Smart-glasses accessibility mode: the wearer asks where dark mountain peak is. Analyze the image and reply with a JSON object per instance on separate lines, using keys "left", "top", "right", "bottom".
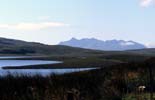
{"left": 70, "top": 37, "right": 78, "bottom": 41}
{"left": 59, "top": 38, "right": 146, "bottom": 51}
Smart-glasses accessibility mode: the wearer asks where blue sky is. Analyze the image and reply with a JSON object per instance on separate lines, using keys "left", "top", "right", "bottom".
{"left": 0, "top": 0, "right": 155, "bottom": 47}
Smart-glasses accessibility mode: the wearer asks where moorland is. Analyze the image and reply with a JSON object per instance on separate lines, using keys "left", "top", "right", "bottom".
{"left": 1, "top": 37, "right": 155, "bottom": 100}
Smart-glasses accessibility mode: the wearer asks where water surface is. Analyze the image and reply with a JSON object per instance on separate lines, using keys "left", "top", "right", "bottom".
{"left": 0, "top": 56, "right": 95, "bottom": 76}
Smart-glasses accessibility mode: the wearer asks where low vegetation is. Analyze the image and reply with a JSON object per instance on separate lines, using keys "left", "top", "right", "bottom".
{"left": 1, "top": 58, "right": 155, "bottom": 100}
{"left": 0, "top": 69, "right": 105, "bottom": 100}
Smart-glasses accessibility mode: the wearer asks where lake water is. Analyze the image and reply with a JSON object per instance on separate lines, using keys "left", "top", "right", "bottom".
{"left": 0, "top": 60, "right": 61, "bottom": 68}
{"left": 0, "top": 56, "right": 95, "bottom": 76}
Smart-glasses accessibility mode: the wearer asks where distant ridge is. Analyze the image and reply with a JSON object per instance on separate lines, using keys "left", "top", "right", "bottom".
{"left": 59, "top": 38, "right": 146, "bottom": 51}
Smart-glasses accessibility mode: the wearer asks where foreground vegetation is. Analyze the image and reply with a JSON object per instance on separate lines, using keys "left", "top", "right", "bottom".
{"left": 0, "top": 69, "right": 105, "bottom": 100}
{"left": 123, "top": 93, "right": 155, "bottom": 100}
{"left": 1, "top": 57, "right": 155, "bottom": 100}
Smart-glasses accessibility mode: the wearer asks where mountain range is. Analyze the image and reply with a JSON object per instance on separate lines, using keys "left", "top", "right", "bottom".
{"left": 59, "top": 38, "right": 146, "bottom": 51}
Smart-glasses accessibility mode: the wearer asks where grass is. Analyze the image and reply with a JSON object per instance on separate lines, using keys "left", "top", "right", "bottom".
{"left": 0, "top": 69, "right": 105, "bottom": 100}
{"left": 123, "top": 93, "right": 155, "bottom": 100}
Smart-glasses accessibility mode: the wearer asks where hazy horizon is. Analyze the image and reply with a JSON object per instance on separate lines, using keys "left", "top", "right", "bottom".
{"left": 0, "top": 0, "right": 155, "bottom": 47}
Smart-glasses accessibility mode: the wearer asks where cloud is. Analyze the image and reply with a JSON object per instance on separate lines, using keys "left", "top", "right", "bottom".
{"left": 0, "top": 22, "right": 69, "bottom": 31}
{"left": 140, "top": 0, "right": 153, "bottom": 7}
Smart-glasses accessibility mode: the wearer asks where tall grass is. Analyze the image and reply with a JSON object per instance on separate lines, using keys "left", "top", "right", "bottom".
{"left": 0, "top": 69, "right": 105, "bottom": 100}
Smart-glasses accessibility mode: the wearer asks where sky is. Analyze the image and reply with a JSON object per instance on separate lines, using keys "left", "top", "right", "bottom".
{"left": 0, "top": 0, "right": 155, "bottom": 47}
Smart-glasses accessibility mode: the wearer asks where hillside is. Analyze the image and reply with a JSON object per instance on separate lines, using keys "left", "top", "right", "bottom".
{"left": 126, "top": 48, "right": 155, "bottom": 56}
